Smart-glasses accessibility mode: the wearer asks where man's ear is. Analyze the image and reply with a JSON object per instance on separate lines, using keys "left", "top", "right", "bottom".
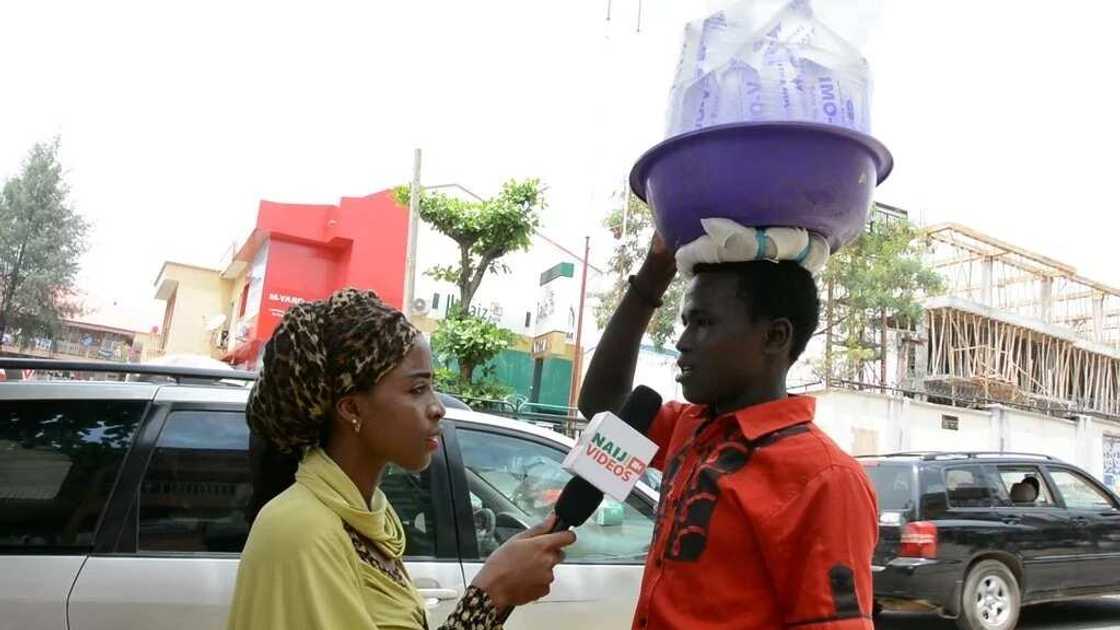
{"left": 764, "top": 318, "right": 794, "bottom": 358}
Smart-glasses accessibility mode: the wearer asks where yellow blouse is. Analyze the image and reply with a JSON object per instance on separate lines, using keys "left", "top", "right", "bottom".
{"left": 226, "top": 448, "right": 427, "bottom": 630}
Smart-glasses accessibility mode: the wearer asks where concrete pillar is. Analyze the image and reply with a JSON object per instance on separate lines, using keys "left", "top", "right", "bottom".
{"left": 1040, "top": 277, "right": 1053, "bottom": 323}
{"left": 988, "top": 405, "right": 1009, "bottom": 452}
{"left": 914, "top": 317, "right": 929, "bottom": 401}
{"left": 1093, "top": 293, "right": 1106, "bottom": 342}
{"left": 1074, "top": 414, "right": 1094, "bottom": 471}
{"left": 981, "top": 257, "right": 994, "bottom": 306}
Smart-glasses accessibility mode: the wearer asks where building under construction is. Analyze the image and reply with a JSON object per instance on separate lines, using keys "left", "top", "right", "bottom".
{"left": 915, "top": 224, "right": 1120, "bottom": 419}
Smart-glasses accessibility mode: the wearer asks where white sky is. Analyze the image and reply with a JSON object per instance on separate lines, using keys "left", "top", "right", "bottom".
{"left": 2, "top": 0, "right": 1119, "bottom": 332}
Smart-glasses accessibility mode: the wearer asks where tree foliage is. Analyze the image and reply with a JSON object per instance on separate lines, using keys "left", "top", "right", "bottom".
{"left": 433, "top": 366, "right": 513, "bottom": 401}
{"left": 430, "top": 309, "right": 515, "bottom": 385}
{"left": 594, "top": 193, "right": 686, "bottom": 349}
{"left": 394, "top": 179, "right": 543, "bottom": 315}
{"left": 0, "top": 139, "right": 89, "bottom": 345}
{"left": 818, "top": 213, "right": 944, "bottom": 383}
{"left": 394, "top": 179, "right": 544, "bottom": 394}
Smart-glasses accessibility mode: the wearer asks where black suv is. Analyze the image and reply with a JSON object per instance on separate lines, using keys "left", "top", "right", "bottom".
{"left": 859, "top": 451, "right": 1120, "bottom": 630}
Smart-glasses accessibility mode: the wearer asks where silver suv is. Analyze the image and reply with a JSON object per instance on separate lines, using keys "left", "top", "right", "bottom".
{"left": 0, "top": 361, "right": 658, "bottom": 630}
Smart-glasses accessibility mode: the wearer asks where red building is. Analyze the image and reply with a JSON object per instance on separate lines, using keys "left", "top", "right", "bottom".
{"left": 151, "top": 190, "right": 409, "bottom": 369}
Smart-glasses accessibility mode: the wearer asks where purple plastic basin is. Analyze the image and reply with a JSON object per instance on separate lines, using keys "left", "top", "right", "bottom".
{"left": 629, "top": 122, "right": 894, "bottom": 253}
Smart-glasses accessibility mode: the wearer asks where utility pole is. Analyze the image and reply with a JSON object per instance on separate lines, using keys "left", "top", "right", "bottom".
{"left": 825, "top": 278, "right": 834, "bottom": 388}
{"left": 880, "top": 308, "right": 888, "bottom": 393}
{"left": 403, "top": 148, "right": 422, "bottom": 316}
{"left": 620, "top": 186, "right": 631, "bottom": 243}
{"left": 568, "top": 236, "right": 591, "bottom": 410}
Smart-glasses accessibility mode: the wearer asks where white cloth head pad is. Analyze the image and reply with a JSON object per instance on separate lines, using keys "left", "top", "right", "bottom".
{"left": 675, "top": 218, "right": 831, "bottom": 277}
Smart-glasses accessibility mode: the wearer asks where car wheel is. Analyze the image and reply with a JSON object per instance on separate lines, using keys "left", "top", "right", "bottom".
{"left": 955, "top": 560, "right": 1020, "bottom": 630}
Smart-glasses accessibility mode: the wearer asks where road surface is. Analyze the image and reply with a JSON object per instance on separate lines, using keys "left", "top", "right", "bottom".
{"left": 878, "top": 598, "right": 1120, "bottom": 629}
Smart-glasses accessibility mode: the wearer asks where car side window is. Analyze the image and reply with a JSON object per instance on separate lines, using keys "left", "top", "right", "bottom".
{"left": 996, "top": 466, "right": 1055, "bottom": 507}
{"left": 138, "top": 410, "right": 439, "bottom": 557}
{"left": 917, "top": 465, "right": 949, "bottom": 518}
{"left": 944, "top": 465, "right": 1005, "bottom": 508}
{"left": 1048, "top": 469, "right": 1116, "bottom": 511}
{"left": 139, "top": 410, "right": 252, "bottom": 552}
{"left": 0, "top": 399, "right": 146, "bottom": 552}
{"left": 380, "top": 466, "right": 438, "bottom": 558}
{"left": 457, "top": 428, "right": 655, "bottom": 564}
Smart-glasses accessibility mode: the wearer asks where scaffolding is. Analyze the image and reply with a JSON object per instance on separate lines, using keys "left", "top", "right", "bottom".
{"left": 921, "top": 224, "right": 1120, "bottom": 418}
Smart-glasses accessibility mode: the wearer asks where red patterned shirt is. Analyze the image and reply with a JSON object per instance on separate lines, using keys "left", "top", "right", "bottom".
{"left": 633, "top": 396, "right": 879, "bottom": 630}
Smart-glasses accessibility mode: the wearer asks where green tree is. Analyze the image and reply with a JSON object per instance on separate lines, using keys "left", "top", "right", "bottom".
{"left": 394, "top": 180, "right": 544, "bottom": 391}
{"left": 818, "top": 211, "right": 944, "bottom": 385}
{"left": 0, "top": 139, "right": 89, "bottom": 345}
{"left": 395, "top": 179, "right": 542, "bottom": 317}
{"left": 594, "top": 193, "right": 686, "bottom": 349}
{"left": 430, "top": 313, "right": 516, "bottom": 400}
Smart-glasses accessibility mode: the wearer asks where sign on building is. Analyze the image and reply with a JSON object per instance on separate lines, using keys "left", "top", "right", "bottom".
{"left": 534, "top": 261, "right": 578, "bottom": 337}
{"left": 532, "top": 334, "right": 552, "bottom": 358}
{"left": 1103, "top": 434, "right": 1120, "bottom": 493}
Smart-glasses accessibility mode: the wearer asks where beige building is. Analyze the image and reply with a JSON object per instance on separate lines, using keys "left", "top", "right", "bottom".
{"left": 153, "top": 262, "right": 235, "bottom": 360}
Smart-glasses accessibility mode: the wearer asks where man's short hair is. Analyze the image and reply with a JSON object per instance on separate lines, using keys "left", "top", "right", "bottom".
{"left": 692, "top": 260, "right": 821, "bottom": 362}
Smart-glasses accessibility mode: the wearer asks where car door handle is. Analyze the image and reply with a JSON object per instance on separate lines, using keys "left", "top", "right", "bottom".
{"left": 417, "top": 588, "right": 460, "bottom": 609}
{"left": 1071, "top": 516, "right": 1090, "bottom": 527}
{"left": 1000, "top": 516, "right": 1021, "bottom": 525}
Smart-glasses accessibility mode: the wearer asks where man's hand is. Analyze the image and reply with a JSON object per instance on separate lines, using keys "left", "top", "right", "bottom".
{"left": 578, "top": 231, "right": 677, "bottom": 420}
{"left": 636, "top": 232, "right": 677, "bottom": 299}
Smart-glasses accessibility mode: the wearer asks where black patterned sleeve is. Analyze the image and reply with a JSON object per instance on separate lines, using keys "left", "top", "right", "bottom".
{"left": 436, "top": 586, "right": 503, "bottom": 630}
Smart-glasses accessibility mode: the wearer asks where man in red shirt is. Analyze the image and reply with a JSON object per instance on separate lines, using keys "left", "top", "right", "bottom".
{"left": 579, "top": 236, "right": 878, "bottom": 629}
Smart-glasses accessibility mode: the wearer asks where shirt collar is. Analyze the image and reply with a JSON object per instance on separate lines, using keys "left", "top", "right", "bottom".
{"left": 714, "top": 395, "right": 816, "bottom": 442}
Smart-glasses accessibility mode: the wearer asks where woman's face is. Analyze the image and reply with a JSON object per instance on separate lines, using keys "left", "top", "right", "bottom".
{"left": 345, "top": 338, "right": 445, "bottom": 472}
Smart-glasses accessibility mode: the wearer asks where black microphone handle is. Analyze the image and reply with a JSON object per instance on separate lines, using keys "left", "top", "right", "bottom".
{"left": 495, "top": 385, "right": 661, "bottom": 624}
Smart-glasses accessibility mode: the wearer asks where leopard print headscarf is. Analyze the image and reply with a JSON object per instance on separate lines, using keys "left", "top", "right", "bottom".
{"left": 247, "top": 288, "right": 419, "bottom": 453}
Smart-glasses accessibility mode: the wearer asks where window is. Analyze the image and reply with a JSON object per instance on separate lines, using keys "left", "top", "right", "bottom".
{"left": 380, "top": 466, "right": 438, "bottom": 558}
{"left": 139, "top": 411, "right": 253, "bottom": 552}
{"left": 995, "top": 466, "right": 1055, "bottom": 507}
{"left": 432, "top": 293, "right": 441, "bottom": 311}
{"left": 862, "top": 464, "right": 913, "bottom": 511}
{"left": 138, "top": 411, "right": 438, "bottom": 556}
{"left": 457, "top": 428, "right": 655, "bottom": 564}
{"left": 944, "top": 465, "right": 1004, "bottom": 508}
{"left": 0, "top": 399, "right": 146, "bottom": 552}
{"left": 1048, "top": 469, "right": 1116, "bottom": 511}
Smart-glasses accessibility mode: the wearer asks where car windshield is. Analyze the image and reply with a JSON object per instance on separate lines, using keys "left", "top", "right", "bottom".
{"left": 861, "top": 463, "right": 913, "bottom": 512}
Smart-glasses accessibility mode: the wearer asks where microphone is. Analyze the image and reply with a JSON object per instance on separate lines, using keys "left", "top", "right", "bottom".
{"left": 550, "top": 385, "right": 662, "bottom": 532}
{"left": 496, "top": 385, "right": 662, "bottom": 623}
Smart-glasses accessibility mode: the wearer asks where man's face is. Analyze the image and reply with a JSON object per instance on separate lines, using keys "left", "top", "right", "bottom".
{"left": 675, "top": 272, "right": 773, "bottom": 407}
